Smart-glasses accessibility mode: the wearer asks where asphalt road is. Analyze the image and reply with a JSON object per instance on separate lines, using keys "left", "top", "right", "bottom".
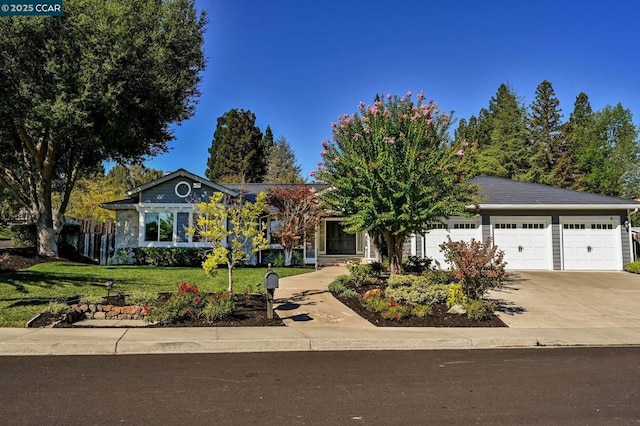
{"left": 0, "top": 348, "right": 638, "bottom": 425}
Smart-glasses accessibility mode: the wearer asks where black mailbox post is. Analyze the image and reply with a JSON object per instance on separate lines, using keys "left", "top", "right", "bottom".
{"left": 264, "top": 267, "right": 279, "bottom": 319}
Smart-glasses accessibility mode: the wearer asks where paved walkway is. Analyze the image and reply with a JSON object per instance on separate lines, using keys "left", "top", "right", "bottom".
{"left": 1, "top": 267, "right": 639, "bottom": 356}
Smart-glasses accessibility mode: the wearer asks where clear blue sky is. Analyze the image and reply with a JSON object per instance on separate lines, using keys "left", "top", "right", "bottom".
{"left": 143, "top": 0, "right": 640, "bottom": 180}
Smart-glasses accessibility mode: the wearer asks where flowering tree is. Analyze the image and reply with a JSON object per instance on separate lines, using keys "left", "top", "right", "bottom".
{"left": 267, "top": 185, "right": 324, "bottom": 266}
{"left": 317, "top": 92, "right": 476, "bottom": 275}
{"left": 190, "top": 191, "right": 269, "bottom": 293}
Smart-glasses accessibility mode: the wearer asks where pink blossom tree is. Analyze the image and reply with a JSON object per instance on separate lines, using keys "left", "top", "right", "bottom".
{"left": 318, "top": 92, "right": 476, "bottom": 275}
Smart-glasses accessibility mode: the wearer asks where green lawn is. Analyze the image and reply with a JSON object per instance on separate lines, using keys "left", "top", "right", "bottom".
{"left": 0, "top": 262, "right": 312, "bottom": 327}
{"left": 0, "top": 227, "right": 11, "bottom": 240}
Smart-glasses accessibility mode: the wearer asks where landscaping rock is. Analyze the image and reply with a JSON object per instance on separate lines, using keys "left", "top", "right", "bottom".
{"left": 447, "top": 304, "right": 467, "bottom": 315}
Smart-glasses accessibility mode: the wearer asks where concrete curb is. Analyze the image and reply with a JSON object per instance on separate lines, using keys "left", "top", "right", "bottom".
{"left": 1, "top": 326, "right": 639, "bottom": 356}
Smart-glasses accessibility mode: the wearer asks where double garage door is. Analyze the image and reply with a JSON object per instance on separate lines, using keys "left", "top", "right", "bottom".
{"left": 423, "top": 216, "right": 622, "bottom": 270}
{"left": 491, "top": 216, "right": 621, "bottom": 270}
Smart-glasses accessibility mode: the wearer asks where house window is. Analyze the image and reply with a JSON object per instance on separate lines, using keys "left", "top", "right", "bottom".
{"left": 453, "top": 223, "right": 476, "bottom": 229}
{"left": 176, "top": 212, "right": 190, "bottom": 242}
{"left": 563, "top": 223, "right": 586, "bottom": 230}
{"left": 269, "top": 219, "right": 283, "bottom": 244}
{"left": 495, "top": 223, "right": 516, "bottom": 229}
{"left": 523, "top": 223, "right": 545, "bottom": 229}
{"left": 144, "top": 212, "right": 174, "bottom": 242}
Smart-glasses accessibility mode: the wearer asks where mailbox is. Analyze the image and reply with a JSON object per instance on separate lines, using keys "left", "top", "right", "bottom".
{"left": 265, "top": 271, "right": 279, "bottom": 290}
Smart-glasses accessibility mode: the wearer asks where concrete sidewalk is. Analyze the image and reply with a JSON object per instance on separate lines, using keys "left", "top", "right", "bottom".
{"left": 1, "top": 267, "right": 639, "bottom": 356}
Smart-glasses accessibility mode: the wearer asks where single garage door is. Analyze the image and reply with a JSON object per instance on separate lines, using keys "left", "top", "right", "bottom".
{"left": 492, "top": 217, "right": 552, "bottom": 270}
{"left": 562, "top": 218, "right": 620, "bottom": 270}
{"left": 424, "top": 218, "right": 481, "bottom": 269}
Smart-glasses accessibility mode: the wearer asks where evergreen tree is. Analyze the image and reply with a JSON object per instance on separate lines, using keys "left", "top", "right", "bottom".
{"left": 525, "top": 80, "right": 564, "bottom": 184}
{"left": 206, "top": 109, "right": 265, "bottom": 183}
{"left": 476, "top": 84, "right": 529, "bottom": 179}
{"left": 555, "top": 92, "right": 594, "bottom": 190}
{"left": 258, "top": 125, "right": 275, "bottom": 179}
{"left": 580, "top": 104, "right": 640, "bottom": 197}
{"left": 264, "top": 136, "right": 304, "bottom": 183}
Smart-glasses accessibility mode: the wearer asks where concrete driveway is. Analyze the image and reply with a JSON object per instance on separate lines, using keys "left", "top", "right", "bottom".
{"left": 489, "top": 271, "right": 640, "bottom": 328}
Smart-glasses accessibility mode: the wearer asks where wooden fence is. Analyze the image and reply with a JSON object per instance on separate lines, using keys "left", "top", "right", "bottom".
{"left": 71, "top": 219, "right": 116, "bottom": 265}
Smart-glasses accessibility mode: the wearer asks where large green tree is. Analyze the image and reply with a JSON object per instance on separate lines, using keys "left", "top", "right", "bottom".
{"left": 318, "top": 92, "right": 476, "bottom": 275}
{"left": 0, "top": 0, "right": 206, "bottom": 256}
{"left": 579, "top": 104, "right": 640, "bottom": 198}
{"left": 206, "top": 109, "right": 266, "bottom": 183}
{"left": 475, "top": 84, "right": 529, "bottom": 179}
{"left": 264, "top": 136, "right": 304, "bottom": 183}
{"left": 525, "top": 80, "right": 564, "bottom": 184}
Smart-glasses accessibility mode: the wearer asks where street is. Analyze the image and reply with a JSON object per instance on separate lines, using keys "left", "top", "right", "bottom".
{"left": 0, "top": 348, "right": 638, "bottom": 424}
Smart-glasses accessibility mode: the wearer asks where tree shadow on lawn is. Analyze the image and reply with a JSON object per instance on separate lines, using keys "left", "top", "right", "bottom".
{"left": 0, "top": 270, "right": 128, "bottom": 294}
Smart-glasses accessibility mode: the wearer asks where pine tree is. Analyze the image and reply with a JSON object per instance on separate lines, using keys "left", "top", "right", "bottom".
{"left": 206, "top": 109, "right": 265, "bottom": 183}
{"left": 264, "top": 136, "right": 304, "bottom": 183}
{"left": 525, "top": 80, "right": 564, "bottom": 184}
{"left": 258, "top": 125, "right": 275, "bottom": 179}
{"left": 476, "top": 84, "right": 529, "bottom": 179}
{"left": 555, "top": 92, "right": 594, "bottom": 190}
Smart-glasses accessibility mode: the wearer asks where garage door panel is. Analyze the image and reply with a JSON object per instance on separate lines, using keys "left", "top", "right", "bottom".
{"left": 492, "top": 219, "right": 551, "bottom": 270}
{"left": 562, "top": 220, "right": 619, "bottom": 270}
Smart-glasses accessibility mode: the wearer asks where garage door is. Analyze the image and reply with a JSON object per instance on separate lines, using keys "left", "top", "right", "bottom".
{"left": 492, "top": 218, "right": 551, "bottom": 270}
{"left": 424, "top": 219, "right": 481, "bottom": 269}
{"left": 562, "top": 218, "right": 619, "bottom": 270}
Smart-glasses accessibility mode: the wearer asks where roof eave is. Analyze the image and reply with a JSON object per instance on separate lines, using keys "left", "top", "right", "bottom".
{"left": 475, "top": 203, "right": 640, "bottom": 210}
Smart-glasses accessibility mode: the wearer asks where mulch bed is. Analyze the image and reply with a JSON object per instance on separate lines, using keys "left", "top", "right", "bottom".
{"left": 331, "top": 280, "right": 508, "bottom": 328}
{"left": 0, "top": 247, "right": 64, "bottom": 273}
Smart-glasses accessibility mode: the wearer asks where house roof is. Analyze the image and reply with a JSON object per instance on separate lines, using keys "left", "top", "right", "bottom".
{"left": 224, "top": 183, "right": 329, "bottom": 202}
{"left": 470, "top": 175, "right": 640, "bottom": 210}
{"left": 125, "top": 168, "right": 238, "bottom": 197}
{"left": 99, "top": 196, "right": 139, "bottom": 210}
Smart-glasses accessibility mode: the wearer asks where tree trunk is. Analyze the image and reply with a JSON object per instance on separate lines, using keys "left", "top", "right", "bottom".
{"left": 283, "top": 248, "right": 293, "bottom": 266}
{"left": 227, "top": 261, "right": 234, "bottom": 293}
{"left": 36, "top": 211, "right": 58, "bottom": 257}
{"left": 383, "top": 231, "right": 405, "bottom": 275}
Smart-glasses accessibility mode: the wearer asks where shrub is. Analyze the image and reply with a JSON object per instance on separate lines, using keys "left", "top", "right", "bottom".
{"left": 339, "top": 289, "right": 359, "bottom": 299}
{"left": 369, "top": 261, "right": 386, "bottom": 277}
{"left": 440, "top": 237, "right": 506, "bottom": 300}
{"left": 465, "top": 300, "right": 494, "bottom": 321}
{"left": 147, "top": 283, "right": 205, "bottom": 325}
{"left": 386, "top": 273, "right": 450, "bottom": 306}
{"left": 411, "top": 304, "right": 432, "bottom": 318}
{"left": 79, "top": 294, "right": 105, "bottom": 305}
{"left": 127, "top": 290, "right": 158, "bottom": 307}
{"left": 361, "top": 291, "right": 389, "bottom": 313}
{"left": 624, "top": 260, "right": 640, "bottom": 274}
{"left": 328, "top": 281, "right": 348, "bottom": 294}
{"left": 402, "top": 256, "right": 432, "bottom": 274}
{"left": 46, "top": 301, "right": 71, "bottom": 315}
{"left": 381, "top": 302, "right": 411, "bottom": 320}
{"left": 200, "top": 293, "right": 235, "bottom": 322}
{"left": 10, "top": 223, "right": 36, "bottom": 248}
{"left": 131, "top": 247, "right": 208, "bottom": 267}
{"left": 347, "top": 263, "right": 372, "bottom": 287}
{"left": 446, "top": 283, "right": 468, "bottom": 308}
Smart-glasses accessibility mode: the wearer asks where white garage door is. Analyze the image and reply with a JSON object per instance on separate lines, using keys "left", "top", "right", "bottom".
{"left": 492, "top": 218, "right": 551, "bottom": 270}
{"left": 562, "top": 218, "right": 620, "bottom": 270}
{"left": 424, "top": 219, "right": 481, "bottom": 269}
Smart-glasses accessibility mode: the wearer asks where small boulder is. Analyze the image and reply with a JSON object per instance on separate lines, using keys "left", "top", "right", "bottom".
{"left": 447, "top": 304, "right": 467, "bottom": 315}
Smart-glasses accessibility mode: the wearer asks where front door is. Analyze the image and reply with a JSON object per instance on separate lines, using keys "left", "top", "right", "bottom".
{"left": 326, "top": 221, "right": 356, "bottom": 255}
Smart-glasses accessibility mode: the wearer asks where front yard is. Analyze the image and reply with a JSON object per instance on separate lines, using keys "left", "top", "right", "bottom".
{"left": 0, "top": 262, "right": 311, "bottom": 327}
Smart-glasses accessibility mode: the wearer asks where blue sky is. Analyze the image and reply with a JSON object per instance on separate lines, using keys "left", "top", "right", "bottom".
{"left": 143, "top": 0, "right": 640, "bottom": 180}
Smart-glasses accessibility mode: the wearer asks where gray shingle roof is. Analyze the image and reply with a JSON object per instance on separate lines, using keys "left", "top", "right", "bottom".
{"left": 470, "top": 175, "right": 640, "bottom": 207}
